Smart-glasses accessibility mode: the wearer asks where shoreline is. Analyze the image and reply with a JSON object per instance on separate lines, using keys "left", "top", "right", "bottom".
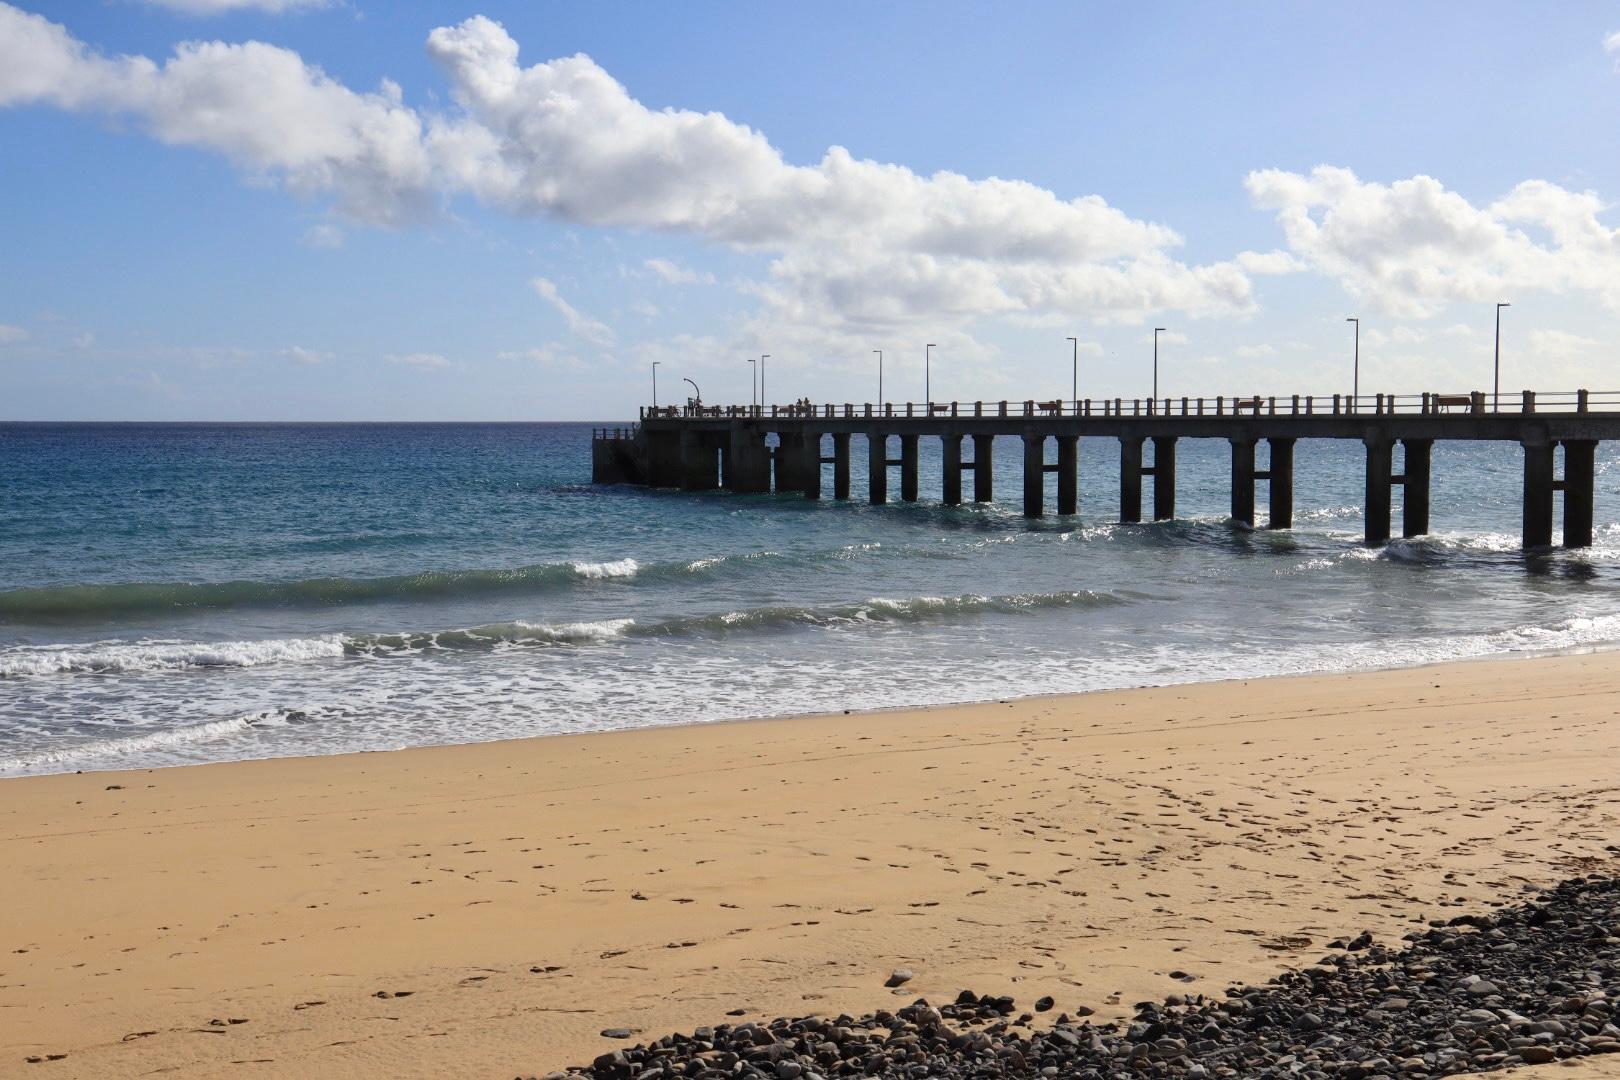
{"left": 6, "top": 649, "right": 1620, "bottom": 1076}
{"left": 6, "top": 635, "right": 1617, "bottom": 781}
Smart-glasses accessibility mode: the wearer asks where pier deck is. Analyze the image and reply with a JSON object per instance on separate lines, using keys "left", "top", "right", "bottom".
{"left": 593, "top": 390, "right": 1620, "bottom": 549}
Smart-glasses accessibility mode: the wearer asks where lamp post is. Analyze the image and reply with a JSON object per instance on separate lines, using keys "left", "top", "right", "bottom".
{"left": 652, "top": 361, "right": 660, "bottom": 409}
{"left": 760, "top": 354, "right": 769, "bottom": 407}
{"left": 747, "top": 357, "right": 756, "bottom": 408}
{"left": 1066, "top": 336, "right": 1078, "bottom": 414}
{"left": 1152, "top": 328, "right": 1166, "bottom": 403}
{"left": 874, "top": 349, "right": 883, "bottom": 405}
{"left": 1346, "top": 317, "right": 1359, "bottom": 412}
{"left": 925, "top": 343, "right": 936, "bottom": 405}
{"left": 1494, "top": 303, "right": 1510, "bottom": 412}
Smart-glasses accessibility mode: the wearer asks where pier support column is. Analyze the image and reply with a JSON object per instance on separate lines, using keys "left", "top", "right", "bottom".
{"left": 831, "top": 433, "right": 851, "bottom": 500}
{"left": 867, "top": 433, "right": 888, "bottom": 505}
{"left": 1230, "top": 437, "right": 1257, "bottom": 528}
{"left": 1522, "top": 438, "right": 1555, "bottom": 549}
{"left": 1119, "top": 436, "right": 1144, "bottom": 523}
{"left": 1401, "top": 439, "right": 1432, "bottom": 538}
{"left": 1364, "top": 437, "right": 1393, "bottom": 545}
{"left": 1564, "top": 439, "right": 1597, "bottom": 548}
{"left": 1023, "top": 434, "right": 1045, "bottom": 518}
{"left": 1267, "top": 438, "right": 1294, "bottom": 530}
{"left": 1056, "top": 435, "right": 1079, "bottom": 515}
{"left": 900, "top": 434, "right": 920, "bottom": 502}
{"left": 645, "top": 429, "right": 682, "bottom": 488}
{"left": 800, "top": 431, "right": 822, "bottom": 500}
{"left": 725, "top": 428, "right": 771, "bottom": 493}
{"left": 972, "top": 434, "right": 995, "bottom": 502}
{"left": 1152, "top": 436, "right": 1177, "bottom": 521}
{"left": 942, "top": 434, "right": 964, "bottom": 506}
{"left": 680, "top": 430, "right": 718, "bottom": 491}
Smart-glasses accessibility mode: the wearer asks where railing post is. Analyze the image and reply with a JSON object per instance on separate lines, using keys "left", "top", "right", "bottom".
{"left": 1268, "top": 396, "right": 1276, "bottom": 415}
{"left": 1332, "top": 393, "right": 1340, "bottom": 415}
{"left": 1181, "top": 396, "right": 1189, "bottom": 416}
{"left": 999, "top": 400, "right": 1008, "bottom": 417}
{"left": 975, "top": 400, "right": 983, "bottom": 417}
{"left": 1216, "top": 395, "right": 1224, "bottom": 416}
{"left": 1197, "top": 397, "right": 1204, "bottom": 416}
{"left": 1522, "top": 389, "right": 1535, "bottom": 413}
{"left": 1133, "top": 399, "right": 1141, "bottom": 416}
{"left": 1579, "top": 389, "right": 1590, "bottom": 413}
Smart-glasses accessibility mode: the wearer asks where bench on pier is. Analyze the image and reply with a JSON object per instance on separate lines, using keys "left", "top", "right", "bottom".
{"left": 927, "top": 403, "right": 949, "bottom": 415}
{"left": 1036, "top": 400, "right": 1063, "bottom": 416}
{"left": 1433, "top": 394, "right": 1472, "bottom": 412}
{"left": 1232, "top": 399, "right": 1261, "bottom": 413}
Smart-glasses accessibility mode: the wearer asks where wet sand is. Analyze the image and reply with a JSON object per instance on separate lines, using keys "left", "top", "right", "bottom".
{"left": 4, "top": 651, "right": 1620, "bottom": 1077}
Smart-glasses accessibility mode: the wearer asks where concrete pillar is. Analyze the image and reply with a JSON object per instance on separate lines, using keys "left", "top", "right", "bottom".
{"left": 1267, "top": 438, "right": 1294, "bottom": 530}
{"left": 771, "top": 432, "right": 802, "bottom": 494}
{"left": 1564, "top": 440, "right": 1597, "bottom": 548}
{"left": 1522, "top": 439, "right": 1556, "bottom": 549}
{"left": 726, "top": 428, "right": 771, "bottom": 493}
{"left": 680, "top": 430, "right": 718, "bottom": 491}
{"left": 867, "top": 433, "right": 887, "bottom": 505}
{"left": 644, "top": 429, "right": 682, "bottom": 488}
{"left": 801, "top": 431, "right": 822, "bottom": 500}
{"left": 972, "top": 434, "right": 994, "bottom": 502}
{"left": 1364, "top": 437, "right": 1393, "bottom": 545}
{"left": 1056, "top": 435, "right": 1079, "bottom": 516}
{"left": 1120, "top": 436, "right": 1144, "bottom": 523}
{"left": 1230, "top": 437, "right": 1257, "bottom": 527}
{"left": 1152, "top": 436, "right": 1177, "bottom": 521}
{"left": 900, "top": 434, "right": 920, "bottom": 502}
{"left": 831, "top": 433, "right": 851, "bottom": 500}
{"left": 942, "top": 434, "right": 964, "bottom": 506}
{"left": 1023, "top": 434, "right": 1045, "bottom": 518}
{"left": 1402, "top": 439, "right": 1432, "bottom": 538}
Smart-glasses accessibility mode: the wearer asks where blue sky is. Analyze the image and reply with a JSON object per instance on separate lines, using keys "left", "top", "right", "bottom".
{"left": 1, "top": 1, "right": 1617, "bottom": 420}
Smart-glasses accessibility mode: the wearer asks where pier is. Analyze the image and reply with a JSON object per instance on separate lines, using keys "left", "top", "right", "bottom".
{"left": 593, "top": 390, "right": 1620, "bottom": 549}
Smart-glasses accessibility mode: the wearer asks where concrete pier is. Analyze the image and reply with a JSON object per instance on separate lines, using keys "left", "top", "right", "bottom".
{"left": 942, "top": 435, "right": 964, "bottom": 506}
{"left": 1151, "top": 436, "right": 1177, "bottom": 521}
{"left": 599, "top": 389, "right": 1620, "bottom": 550}
{"left": 1120, "top": 436, "right": 1144, "bottom": 524}
{"left": 972, "top": 434, "right": 994, "bottom": 503}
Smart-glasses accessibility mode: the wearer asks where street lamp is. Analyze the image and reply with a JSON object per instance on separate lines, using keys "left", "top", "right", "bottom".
{"left": 652, "top": 361, "right": 660, "bottom": 410}
{"left": 925, "top": 343, "right": 937, "bottom": 405}
{"left": 1345, "top": 317, "right": 1359, "bottom": 412}
{"left": 1494, "top": 303, "right": 1510, "bottom": 412}
{"left": 1152, "top": 328, "right": 1166, "bottom": 403}
{"left": 760, "top": 354, "right": 769, "bottom": 406}
{"left": 747, "top": 357, "right": 757, "bottom": 408}
{"left": 1066, "top": 336, "right": 1078, "bottom": 414}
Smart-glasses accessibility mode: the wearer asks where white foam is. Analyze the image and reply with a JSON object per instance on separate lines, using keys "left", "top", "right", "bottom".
{"left": 510, "top": 618, "right": 635, "bottom": 642}
{"left": 0, "top": 635, "right": 348, "bottom": 677}
{"left": 570, "top": 558, "right": 639, "bottom": 579}
{"left": 0, "top": 716, "right": 256, "bottom": 773}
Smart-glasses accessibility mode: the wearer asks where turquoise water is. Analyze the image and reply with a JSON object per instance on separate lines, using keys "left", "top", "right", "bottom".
{"left": 3, "top": 421, "right": 1619, "bottom": 774}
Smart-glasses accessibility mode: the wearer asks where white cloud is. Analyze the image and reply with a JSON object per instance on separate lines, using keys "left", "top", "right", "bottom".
{"left": 144, "top": 0, "right": 331, "bottom": 13}
{"left": 499, "top": 343, "right": 584, "bottom": 370}
{"left": 530, "top": 276, "right": 615, "bottom": 345}
{"left": 0, "top": 323, "right": 28, "bottom": 344}
{"left": 1247, "top": 165, "right": 1620, "bottom": 317}
{"left": 1234, "top": 343, "right": 1276, "bottom": 358}
{"left": 1141, "top": 330, "right": 1189, "bottom": 345}
{"left": 1607, "top": 30, "right": 1620, "bottom": 68}
{"left": 300, "top": 222, "right": 344, "bottom": 248}
{"left": 386, "top": 351, "right": 448, "bottom": 368}
{"left": 1529, "top": 328, "right": 1600, "bottom": 360}
{"left": 629, "top": 299, "right": 660, "bottom": 318}
{"left": 0, "top": 6, "right": 1261, "bottom": 347}
{"left": 284, "top": 344, "right": 330, "bottom": 364}
{"left": 643, "top": 256, "right": 714, "bottom": 285}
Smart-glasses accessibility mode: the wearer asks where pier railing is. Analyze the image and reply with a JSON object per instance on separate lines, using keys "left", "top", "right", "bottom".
{"left": 642, "top": 389, "right": 1619, "bottom": 421}
{"left": 593, "top": 426, "right": 640, "bottom": 440}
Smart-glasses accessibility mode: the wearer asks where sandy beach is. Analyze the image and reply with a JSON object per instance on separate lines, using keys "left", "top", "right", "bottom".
{"left": 6, "top": 651, "right": 1620, "bottom": 1078}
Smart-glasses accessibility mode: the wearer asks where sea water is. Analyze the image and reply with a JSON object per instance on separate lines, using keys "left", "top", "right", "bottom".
{"left": 3, "top": 421, "right": 1618, "bottom": 775}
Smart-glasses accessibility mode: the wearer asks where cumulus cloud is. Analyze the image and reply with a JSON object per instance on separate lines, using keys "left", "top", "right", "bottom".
{"left": 644, "top": 256, "right": 714, "bottom": 285}
{"left": 0, "top": 323, "right": 28, "bottom": 344}
{"left": 0, "top": 5, "right": 1260, "bottom": 343}
{"left": 283, "top": 344, "right": 329, "bottom": 363}
{"left": 531, "top": 277, "right": 615, "bottom": 345}
{"left": 1247, "top": 166, "right": 1620, "bottom": 317}
{"left": 1607, "top": 30, "right": 1620, "bottom": 68}
{"left": 386, "top": 351, "right": 448, "bottom": 368}
{"left": 145, "top": 0, "right": 331, "bottom": 14}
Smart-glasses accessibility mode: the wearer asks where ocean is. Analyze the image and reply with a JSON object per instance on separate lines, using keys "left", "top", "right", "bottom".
{"left": 2, "top": 421, "right": 1617, "bottom": 776}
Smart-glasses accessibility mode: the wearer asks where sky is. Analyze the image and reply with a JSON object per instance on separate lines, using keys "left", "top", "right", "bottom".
{"left": 0, "top": 1, "right": 1617, "bottom": 420}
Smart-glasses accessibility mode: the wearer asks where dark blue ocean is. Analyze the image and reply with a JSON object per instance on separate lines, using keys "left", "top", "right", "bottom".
{"left": 3, "top": 422, "right": 1618, "bottom": 775}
